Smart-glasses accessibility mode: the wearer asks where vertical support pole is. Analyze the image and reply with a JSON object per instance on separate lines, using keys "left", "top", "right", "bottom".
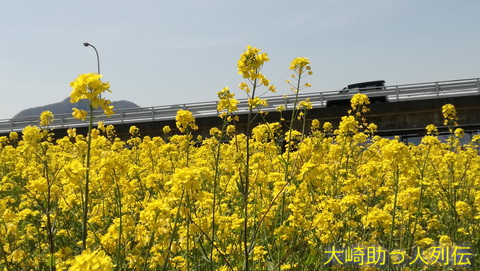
{"left": 395, "top": 86, "right": 399, "bottom": 101}
{"left": 151, "top": 107, "right": 155, "bottom": 122}
{"left": 477, "top": 78, "right": 480, "bottom": 94}
{"left": 435, "top": 82, "right": 440, "bottom": 98}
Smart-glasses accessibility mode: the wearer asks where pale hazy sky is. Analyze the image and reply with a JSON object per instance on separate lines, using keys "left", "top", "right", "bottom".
{"left": 1, "top": 0, "right": 479, "bottom": 120}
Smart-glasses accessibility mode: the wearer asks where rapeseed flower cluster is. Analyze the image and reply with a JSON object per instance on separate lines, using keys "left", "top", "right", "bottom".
{"left": 238, "top": 46, "right": 276, "bottom": 95}
{"left": 70, "top": 73, "right": 114, "bottom": 119}
{"left": 286, "top": 57, "right": 312, "bottom": 94}
{"left": 68, "top": 249, "right": 113, "bottom": 270}
{"left": 0, "top": 48, "right": 478, "bottom": 270}
{"left": 442, "top": 103, "right": 458, "bottom": 126}
{"left": 175, "top": 109, "right": 198, "bottom": 132}
{"left": 289, "top": 57, "right": 312, "bottom": 75}
{"left": 237, "top": 45, "right": 269, "bottom": 82}
{"left": 217, "top": 87, "right": 238, "bottom": 114}
{"left": 39, "top": 110, "right": 54, "bottom": 127}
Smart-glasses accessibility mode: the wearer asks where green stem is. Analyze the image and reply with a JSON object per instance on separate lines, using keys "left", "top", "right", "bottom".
{"left": 211, "top": 115, "right": 228, "bottom": 270}
{"left": 0, "top": 238, "right": 11, "bottom": 271}
{"left": 244, "top": 78, "right": 258, "bottom": 271}
{"left": 286, "top": 70, "right": 302, "bottom": 162}
{"left": 247, "top": 70, "right": 305, "bottom": 268}
{"left": 301, "top": 109, "right": 307, "bottom": 140}
{"left": 46, "top": 178, "right": 56, "bottom": 271}
{"left": 184, "top": 205, "right": 234, "bottom": 270}
{"left": 162, "top": 190, "right": 185, "bottom": 271}
{"left": 185, "top": 128, "right": 191, "bottom": 167}
{"left": 186, "top": 192, "right": 191, "bottom": 271}
{"left": 389, "top": 167, "right": 400, "bottom": 252}
{"left": 114, "top": 176, "right": 123, "bottom": 270}
{"left": 82, "top": 103, "right": 94, "bottom": 250}
{"left": 409, "top": 144, "right": 431, "bottom": 252}
{"left": 39, "top": 141, "right": 56, "bottom": 270}
{"left": 40, "top": 144, "right": 56, "bottom": 271}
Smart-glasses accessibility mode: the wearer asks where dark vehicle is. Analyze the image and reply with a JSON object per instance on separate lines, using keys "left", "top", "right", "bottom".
{"left": 326, "top": 80, "right": 388, "bottom": 107}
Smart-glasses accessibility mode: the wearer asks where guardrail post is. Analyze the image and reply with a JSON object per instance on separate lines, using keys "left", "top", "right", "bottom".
{"left": 284, "top": 96, "right": 288, "bottom": 109}
{"left": 435, "top": 82, "right": 440, "bottom": 98}
{"left": 9, "top": 120, "right": 13, "bottom": 132}
{"left": 151, "top": 107, "right": 155, "bottom": 121}
{"left": 320, "top": 93, "right": 324, "bottom": 107}
{"left": 121, "top": 112, "right": 124, "bottom": 124}
{"left": 395, "top": 86, "right": 399, "bottom": 102}
{"left": 477, "top": 78, "right": 480, "bottom": 94}
{"left": 60, "top": 116, "right": 64, "bottom": 128}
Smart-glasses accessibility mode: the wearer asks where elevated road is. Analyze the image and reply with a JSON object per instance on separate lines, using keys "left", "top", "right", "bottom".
{"left": 1, "top": 77, "right": 479, "bottom": 141}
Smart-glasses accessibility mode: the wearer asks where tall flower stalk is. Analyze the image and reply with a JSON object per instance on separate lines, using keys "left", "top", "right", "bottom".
{"left": 237, "top": 45, "right": 275, "bottom": 270}
{"left": 274, "top": 57, "right": 312, "bottom": 267}
{"left": 69, "top": 73, "right": 114, "bottom": 250}
{"left": 211, "top": 87, "right": 238, "bottom": 270}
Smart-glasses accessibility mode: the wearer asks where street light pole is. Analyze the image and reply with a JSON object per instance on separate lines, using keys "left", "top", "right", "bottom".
{"left": 83, "top": 42, "right": 100, "bottom": 75}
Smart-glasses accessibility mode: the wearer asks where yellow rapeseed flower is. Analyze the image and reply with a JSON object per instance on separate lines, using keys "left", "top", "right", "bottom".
{"left": 217, "top": 87, "right": 238, "bottom": 113}
{"left": 9, "top": 131, "right": 18, "bottom": 141}
{"left": 70, "top": 73, "right": 115, "bottom": 118}
{"left": 68, "top": 249, "right": 113, "bottom": 270}
{"left": 247, "top": 97, "right": 268, "bottom": 108}
{"left": 39, "top": 111, "right": 54, "bottom": 127}
{"left": 311, "top": 119, "right": 320, "bottom": 131}
{"left": 72, "top": 108, "right": 88, "bottom": 121}
{"left": 442, "top": 104, "right": 458, "bottom": 126}
{"left": 237, "top": 45, "right": 269, "bottom": 81}
{"left": 426, "top": 124, "right": 438, "bottom": 135}
{"left": 350, "top": 93, "right": 370, "bottom": 111}
{"left": 163, "top": 125, "right": 171, "bottom": 134}
{"left": 297, "top": 98, "right": 312, "bottom": 110}
{"left": 175, "top": 110, "right": 198, "bottom": 133}
{"left": 289, "top": 57, "right": 311, "bottom": 74}
{"left": 129, "top": 125, "right": 140, "bottom": 136}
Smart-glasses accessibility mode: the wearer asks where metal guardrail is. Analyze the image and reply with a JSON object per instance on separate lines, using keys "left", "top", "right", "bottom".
{"left": 1, "top": 77, "right": 479, "bottom": 133}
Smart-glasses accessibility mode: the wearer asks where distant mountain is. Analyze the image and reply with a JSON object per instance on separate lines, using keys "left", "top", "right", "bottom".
{"left": 13, "top": 97, "right": 140, "bottom": 119}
